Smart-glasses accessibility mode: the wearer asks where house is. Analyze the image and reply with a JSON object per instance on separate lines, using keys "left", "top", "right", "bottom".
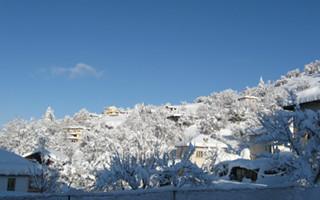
{"left": 63, "top": 125, "right": 86, "bottom": 142}
{"left": 283, "top": 85, "right": 320, "bottom": 111}
{"left": 23, "top": 148, "right": 68, "bottom": 166}
{"left": 248, "top": 128, "right": 272, "bottom": 160}
{"left": 165, "top": 105, "right": 181, "bottom": 122}
{"left": 248, "top": 128, "right": 290, "bottom": 160}
{"left": 165, "top": 105, "right": 177, "bottom": 112}
{"left": 176, "top": 133, "right": 229, "bottom": 167}
{"left": 103, "top": 106, "right": 120, "bottom": 116}
{"left": 176, "top": 125, "right": 242, "bottom": 167}
{"left": 248, "top": 136, "right": 273, "bottom": 160}
{"left": 166, "top": 103, "right": 203, "bottom": 123}
{"left": 23, "top": 149, "right": 68, "bottom": 192}
{"left": 284, "top": 99, "right": 320, "bottom": 111}
{"left": 282, "top": 87, "right": 320, "bottom": 145}
{"left": 0, "top": 149, "right": 40, "bottom": 193}
{"left": 249, "top": 86, "right": 320, "bottom": 159}
{"left": 283, "top": 99, "right": 320, "bottom": 112}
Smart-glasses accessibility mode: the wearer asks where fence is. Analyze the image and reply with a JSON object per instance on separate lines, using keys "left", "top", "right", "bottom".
{"left": 0, "top": 186, "right": 319, "bottom": 200}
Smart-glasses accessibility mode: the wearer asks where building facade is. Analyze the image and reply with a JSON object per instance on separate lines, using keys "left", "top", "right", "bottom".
{"left": 0, "top": 149, "right": 39, "bottom": 193}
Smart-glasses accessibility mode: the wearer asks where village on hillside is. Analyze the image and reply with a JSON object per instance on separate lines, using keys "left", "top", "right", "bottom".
{"left": 1, "top": 61, "right": 320, "bottom": 194}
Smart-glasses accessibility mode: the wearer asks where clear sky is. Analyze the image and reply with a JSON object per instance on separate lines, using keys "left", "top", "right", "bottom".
{"left": 0, "top": 0, "right": 320, "bottom": 125}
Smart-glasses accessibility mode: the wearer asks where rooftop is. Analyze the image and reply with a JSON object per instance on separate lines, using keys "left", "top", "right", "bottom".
{"left": 0, "top": 149, "right": 40, "bottom": 176}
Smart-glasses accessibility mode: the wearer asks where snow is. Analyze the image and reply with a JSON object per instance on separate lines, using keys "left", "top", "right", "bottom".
{"left": 247, "top": 127, "right": 266, "bottom": 136}
{"left": 177, "top": 126, "right": 242, "bottom": 164}
{"left": 240, "top": 148, "right": 251, "bottom": 160}
{"left": 191, "top": 134, "right": 228, "bottom": 148}
{"left": 44, "top": 149, "right": 69, "bottom": 163}
{"left": 296, "top": 86, "right": 320, "bottom": 105}
{"left": 222, "top": 158, "right": 272, "bottom": 171}
{"left": 0, "top": 149, "right": 39, "bottom": 176}
{"left": 218, "top": 129, "right": 239, "bottom": 143}
{"left": 216, "top": 156, "right": 297, "bottom": 186}
{"left": 177, "top": 103, "right": 203, "bottom": 116}
{"left": 102, "top": 115, "right": 127, "bottom": 128}
{"left": 23, "top": 148, "right": 69, "bottom": 163}
{"left": 238, "top": 95, "right": 260, "bottom": 101}
{"left": 215, "top": 151, "right": 241, "bottom": 164}
{"left": 217, "top": 128, "right": 233, "bottom": 136}
{"left": 177, "top": 126, "right": 229, "bottom": 149}
{"left": 180, "top": 125, "right": 200, "bottom": 143}
{"left": 281, "top": 72, "right": 320, "bottom": 106}
{"left": 2, "top": 61, "right": 320, "bottom": 193}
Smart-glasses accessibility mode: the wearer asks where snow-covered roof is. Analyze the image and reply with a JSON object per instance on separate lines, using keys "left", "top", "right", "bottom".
{"left": 178, "top": 133, "right": 228, "bottom": 149}
{"left": 178, "top": 125, "right": 241, "bottom": 163}
{"left": 295, "top": 86, "right": 320, "bottom": 105}
{"left": 23, "top": 148, "right": 69, "bottom": 163}
{"left": 169, "top": 113, "right": 183, "bottom": 117}
{"left": 0, "top": 149, "right": 40, "bottom": 176}
{"left": 178, "top": 125, "right": 239, "bottom": 149}
{"left": 219, "top": 158, "right": 273, "bottom": 171}
{"left": 282, "top": 73, "right": 320, "bottom": 106}
{"left": 193, "top": 134, "right": 228, "bottom": 148}
{"left": 247, "top": 127, "right": 267, "bottom": 137}
{"left": 238, "top": 95, "right": 259, "bottom": 101}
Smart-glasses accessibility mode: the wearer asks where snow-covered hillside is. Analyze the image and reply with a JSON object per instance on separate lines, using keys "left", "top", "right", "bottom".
{"left": 1, "top": 60, "right": 320, "bottom": 193}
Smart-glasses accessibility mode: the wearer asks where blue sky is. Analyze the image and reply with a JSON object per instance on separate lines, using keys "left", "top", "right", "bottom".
{"left": 0, "top": 0, "right": 320, "bottom": 125}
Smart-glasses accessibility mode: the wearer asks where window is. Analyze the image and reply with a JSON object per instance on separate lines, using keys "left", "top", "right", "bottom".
{"left": 196, "top": 151, "right": 204, "bottom": 158}
{"left": 7, "top": 178, "right": 16, "bottom": 191}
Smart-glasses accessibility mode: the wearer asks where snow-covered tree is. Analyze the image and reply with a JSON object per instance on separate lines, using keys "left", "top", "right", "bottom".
{"left": 95, "top": 145, "right": 212, "bottom": 191}
{"left": 197, "top": 90, "right": 241, "bottom": 134}
{"left": 258, "top": 108, "right": 320, "bottom": 184}
{"left": 1, "top": 60, "right": 320, "bottom": 192}
{"left": 29, "top": 137, "right": 61, "bottom": 193}
{"left": 44, "top": 106, "right": 55, "bottom": 122}
{"left": 304, "top": 60, "right": 320, "bottom": 75}
{"left": 286, "top": 69, "right": 301, "bottom": 79}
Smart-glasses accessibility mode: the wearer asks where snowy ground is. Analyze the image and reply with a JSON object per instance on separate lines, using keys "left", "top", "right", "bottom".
{"left": 1, "top": 186, "right": 319, "bottom": 200}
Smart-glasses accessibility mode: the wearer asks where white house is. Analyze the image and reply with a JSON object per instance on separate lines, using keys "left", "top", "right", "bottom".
{"left": 248, "top": 127, "right": 291, "bottom": 160}
{"left": 0, "top": 149, "right": 39, "bottom": 193}
{"left": 176, "top": 125, "right": 240, "bottom": 167}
